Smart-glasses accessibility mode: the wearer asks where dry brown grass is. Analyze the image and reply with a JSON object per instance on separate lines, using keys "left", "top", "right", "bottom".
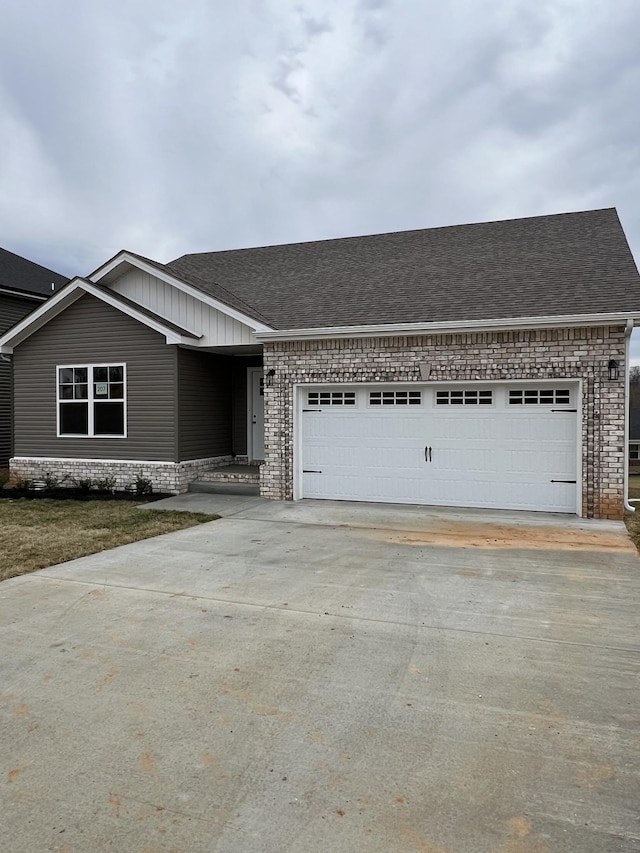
{"left": 0, "top": 498, "right": 218, "bottom": 582}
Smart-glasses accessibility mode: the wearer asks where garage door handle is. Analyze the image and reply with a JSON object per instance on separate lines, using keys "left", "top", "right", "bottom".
{"left": 424, "top": 446, "right": 432, "bottom": 463}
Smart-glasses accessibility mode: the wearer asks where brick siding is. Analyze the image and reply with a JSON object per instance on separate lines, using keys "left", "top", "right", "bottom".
{"left": 10, "top": 455, "right": 236, "bottom": 494}
{"left": 261, "top": 326, "right": 626, "bottom": 519}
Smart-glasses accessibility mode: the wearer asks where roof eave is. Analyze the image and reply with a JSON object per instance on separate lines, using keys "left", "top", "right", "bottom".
{"left": 0, "top": 286, "right": 49, "bottom": 302}
{"left": 255, "top": 312, "right": 640, "bottom": 342}
{"left": 0, "top": 278, "right": 201, "bottom": 353}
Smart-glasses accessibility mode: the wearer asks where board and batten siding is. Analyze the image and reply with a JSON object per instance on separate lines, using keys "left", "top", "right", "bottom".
{"left": 177, "top": 348, "right": 232, "bottom": 461}
{"left": 110, "top": 268, "right": 257, "bottom": 346}
{"left": 12, "top": 293, "right": 179, "bottom": 461}
{"left": 1, "top": 292, "right": 46, "bottom": 466}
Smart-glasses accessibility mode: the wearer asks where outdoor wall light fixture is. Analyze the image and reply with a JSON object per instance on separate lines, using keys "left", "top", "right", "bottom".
{"left": 608, "top": 359, "right": 620, "bottom": 381}
{"left": 266, "top": 368, "right": 276, "bottom": 386}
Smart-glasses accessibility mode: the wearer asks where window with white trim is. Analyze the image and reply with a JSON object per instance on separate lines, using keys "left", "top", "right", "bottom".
{"left": 58, "top": 364, "right": 126, "bottom": 437}
{"left": 436, "top": 389, "right": 493, "bottom": 405}
{"left": 508, "top": 389, "right": 571, "bottom": 405}
{"left": 369, "top": 390, "right": 422, "bottom": 405}
{"left": 307, "top": 391, "right": 356, "bottom": 406}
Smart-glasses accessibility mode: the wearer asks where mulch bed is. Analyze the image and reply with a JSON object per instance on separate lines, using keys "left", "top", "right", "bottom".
{"left": 0, "top": 488, "right": 173, "bottom": 502}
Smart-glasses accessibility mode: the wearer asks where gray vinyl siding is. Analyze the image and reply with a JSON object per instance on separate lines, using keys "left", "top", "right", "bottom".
{"left": 13, "top": 293, "right": 178, "bottom": 461}
{"left": 177, "top": 349, "right": 232, "bottom": 461}
{"left": 0, "top": 360, "right": 10, "bottom": 466}
{"left": 0, "top": 292, "right": 42, "bottom": 335}
{"left": 1, "top": 293, "right": 44, "bottom": 466}
{"left": 231, "top": 356, "right": 262, "bottom": 456}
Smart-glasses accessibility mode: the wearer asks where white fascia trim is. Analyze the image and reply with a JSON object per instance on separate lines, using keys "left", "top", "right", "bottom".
{"left": 0, "top": 278, "right": 200, "bottom": 353}
{"left": 90, "top": 252, "right": 273, "bottom": 334}
{"left": 0, "top": 286, "right": 48, "bottom": 302}
{"left": 256, "top": 312, "right": 640, "bottom": 342}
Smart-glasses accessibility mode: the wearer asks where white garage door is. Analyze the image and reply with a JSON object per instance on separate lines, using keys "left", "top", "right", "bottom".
{"left": 300, "top": 384, "right": 579, "bottom": 513}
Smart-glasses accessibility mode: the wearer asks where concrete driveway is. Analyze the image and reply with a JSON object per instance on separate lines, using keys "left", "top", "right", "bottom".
{"left": 1, "top": 498, "right": 639, "bottom": 853}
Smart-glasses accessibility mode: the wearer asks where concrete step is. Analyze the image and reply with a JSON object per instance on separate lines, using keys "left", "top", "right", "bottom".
{"left": 188, "top": 480, "right": 260, "bottom": 496}
{"left": 199, "top": 472, "right": 260, "bottom": 485}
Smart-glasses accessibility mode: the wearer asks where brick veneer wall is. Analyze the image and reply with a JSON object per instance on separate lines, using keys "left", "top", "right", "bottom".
{"left": 10, "top": 455, "right": 235, "bottom": 494}
{"left": 260, "top": 326, "right": 627, "bottom": 519}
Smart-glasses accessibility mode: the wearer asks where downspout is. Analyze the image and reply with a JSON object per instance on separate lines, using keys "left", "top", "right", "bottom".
{"left": 624, "top": 319, "right": 635, "bottom": 512}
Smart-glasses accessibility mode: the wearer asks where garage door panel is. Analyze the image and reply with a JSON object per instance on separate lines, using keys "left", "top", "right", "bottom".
{"left": 301, "top": 385, "right": 578, "bottom": 513}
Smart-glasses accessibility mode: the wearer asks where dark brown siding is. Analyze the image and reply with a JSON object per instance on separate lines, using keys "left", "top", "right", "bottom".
{"left": 231, "top": 356, "right": 262, "bottom": 455}
{"left": 13, "top": 294, "right": 178, "bottom": 461}
{"left": 1, "top": 293, "right": 44, "bottom": 466}
{"left": 177, "top": 349, "right": 232, "bottom": 461}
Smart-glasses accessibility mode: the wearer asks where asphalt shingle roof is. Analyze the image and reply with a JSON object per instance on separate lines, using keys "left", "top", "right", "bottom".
{"left": 0, "top": 247, "right": 69, "bottom": 298}
{"left": 167, "top": 208, "right": 640, "bottom": 330}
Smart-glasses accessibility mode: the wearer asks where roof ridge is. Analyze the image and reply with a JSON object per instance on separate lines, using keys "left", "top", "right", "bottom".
{"left": 171, "top": 208, "right": 618, "bottom": 261}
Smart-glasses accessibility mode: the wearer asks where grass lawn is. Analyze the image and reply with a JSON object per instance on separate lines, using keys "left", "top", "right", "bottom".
{"left": 0, "top": 498, "right": 218, "bottom": 582}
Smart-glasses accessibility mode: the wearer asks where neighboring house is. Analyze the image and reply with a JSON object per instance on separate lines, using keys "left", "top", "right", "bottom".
{"left": 1, "top": 208, "right": 639, "bottom": 519}
{"left": 0, "top": 248, "right": 68, "bottom": 467}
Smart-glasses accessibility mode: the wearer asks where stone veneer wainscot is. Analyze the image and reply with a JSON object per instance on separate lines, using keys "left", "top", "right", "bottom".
{"left": 10, "top": 455, "right": 239, "bottom": 494}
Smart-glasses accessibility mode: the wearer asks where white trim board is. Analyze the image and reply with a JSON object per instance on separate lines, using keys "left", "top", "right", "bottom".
{"left": 257, "top": 313, "right": 640, "bottom": 342}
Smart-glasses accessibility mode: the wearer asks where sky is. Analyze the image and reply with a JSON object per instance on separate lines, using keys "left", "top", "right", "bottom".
{"left": 1, "top": 0, "right": 639, "bottom": 349}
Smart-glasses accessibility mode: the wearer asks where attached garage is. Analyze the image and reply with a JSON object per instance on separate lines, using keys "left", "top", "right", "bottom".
{"left": 299, "top": 383, "right": 580, "bottom": 513}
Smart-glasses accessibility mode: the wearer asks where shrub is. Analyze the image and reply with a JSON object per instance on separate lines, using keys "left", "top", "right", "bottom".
{"left": 95, "top": 476, "right": 117, "bottom": 494}
{"left": 43, "top": 472, "right": 68, "bottom": 490}
{"left": 71, "top": 477, "right": 95, "bottom": 493}
{"left": 135, "top": 473, "right": 153, "bottom": 496}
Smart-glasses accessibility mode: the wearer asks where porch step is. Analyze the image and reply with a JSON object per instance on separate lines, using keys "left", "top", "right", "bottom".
{"left": 188, "top": 463, "right": 261, "bottom": 496}
{"left": 188, "top": 480, "right": 260, "bottom": 496}
{"left": 198, "top": 464, "right": 261, "bottom": 485}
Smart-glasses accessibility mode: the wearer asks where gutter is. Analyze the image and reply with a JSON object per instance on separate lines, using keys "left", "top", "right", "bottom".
{"left": 0, "top": 286, "right": 48, "bottom": 302}
{"left": 625, "top": 319, "right": 635, "bottom": 512}
{"left": 256, "top": 312, "right": 640, "bottom": 342}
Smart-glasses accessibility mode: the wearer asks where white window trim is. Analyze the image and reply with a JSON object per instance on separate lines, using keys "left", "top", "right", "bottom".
{"left": 508, "top": 388, "right": 572, "bottom": 406}
{"left": 433, "top": 388, "right": 495, "bottom": 407}
{"left": 367, "top": 389, "right": 423, "bottom": 407}
{"left": 56, "top": 363, "right": 128, "bottom": 438}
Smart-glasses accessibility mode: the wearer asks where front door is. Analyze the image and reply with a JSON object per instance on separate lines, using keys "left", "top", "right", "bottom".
{"left": 249, "top": 368, "right": 264, "bottom": 461}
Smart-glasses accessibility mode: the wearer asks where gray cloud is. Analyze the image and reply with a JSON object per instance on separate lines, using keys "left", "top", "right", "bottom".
{"left": 0, "top": 0, "right": 638, "bottom": 301}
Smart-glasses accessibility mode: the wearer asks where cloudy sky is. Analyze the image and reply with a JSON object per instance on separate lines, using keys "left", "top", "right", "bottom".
{"left": 1, "top": 1, "right": 639, "bottom": 346}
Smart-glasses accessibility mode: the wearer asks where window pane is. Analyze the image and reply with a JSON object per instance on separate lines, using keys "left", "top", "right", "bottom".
{"left": 74, "top": 383, "right": 88, "bottom": 399}
{"left": 59, "top": 368, "right": 74, "bottom": 384}
{"left": 94, "top": 402, "right": 124, "bottom": 435}
{"left": 60, "top": 403, "right": 88, "bottom": 434}
{"left": 74, "top": 368, "right": 87, "bottom": 383}
{"left": 59, "top": 384, "right": 74, "bottom": 400}
{"left": 94, "top": 367, "right": 108, "bottom": 382}
{"left": 109, "top": 366, "right": 123, "bottom": 382}
{"left": 110, "top": 383, "right": 124, "bottom": 399}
